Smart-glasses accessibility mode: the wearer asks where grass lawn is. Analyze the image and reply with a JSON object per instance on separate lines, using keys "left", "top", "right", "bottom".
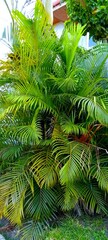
{"left": 43, "top": 215, "right": 108, "bottom": 240}
{"left": 1, "top": 215, "right": 108, "bottom": 240}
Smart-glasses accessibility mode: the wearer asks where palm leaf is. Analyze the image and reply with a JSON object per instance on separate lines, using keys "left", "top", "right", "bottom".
{"left": 0, "top": 144, "right": 23, "bottom": 161}
{"left": 53, "top": 138, "right": 90, "bottom": 184}
{"left": 24, "top": 184, "right": 57, "bottom": 221}
{"left": 73, "top": 95, "right": 108, "bottom": 125}
{"left": 61, "top": 115, "right": 87, "bottom": 135}
{"left": 20, "top": 220, "right": 47, "bottom": 240}
{"left": 60, "top": 23, "right": 86, "bottom": 74}
{"left": 0, "top": 161, "right": 33, "bottom": 224}
{"left": 90, "top": 157, "right": 108, "bottom": 192}
{"left": 77, "top": 49, "right": 108, "bottom": 96}
{"left": 9, "top": 124, "right": 41, "bottom": 144}
{"left": 29, "top": 147, "right": 59, "bottom": 188}
{"left": 60, "top": 184, "right": 79, "bottom": 211}
{"left": 75, "top": 180, "right": 108, "bottom": 215}
{"left": 95, "top": 167, "right": 108, "bottom": 192}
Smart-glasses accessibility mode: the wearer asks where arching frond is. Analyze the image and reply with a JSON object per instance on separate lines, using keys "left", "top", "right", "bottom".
{"left": 0, "top": 144, "right": 23, "bottom": 161}
{"left": 61, "top": 118, "right": 87, "bottom": 135}
{"left": 73, "top": 95, "right": 108, "bottom": 125}
{"left": 0, "top": 89, "right": 57, "bottom": 120}
{"left": 12, "top": 0, "right": 57, "bottom": 73}
{"left": 24, "top": 184, "right": 57, "bottom": 221}
{"left": 0, "top": 164, "right": 30, "bottom": 224}
{"left": 60, "top": 23, "right": 86, "bottom": 74}
{"left": 20, "top": 220, "right": 47, "bottom": 240}
{"left": 75, "top": 180, "right": 108, "bottom": 215}
{"left": 29, "top": 147, "right": 59, "bottom": 188}
{"left": 61, "top": 184, "right": 79, "bottom": 211}
{"left": 77, "top": 48, "right": 108, "bottom": 96}
{"left": 94, "top": 167, "right": 108, "bottom": 192}
{"left": 90, "top": 157, "right": 108, "bottom": 192}
{"left": 9, "top": 124, "right": 42, "bottom": 144}
{"left": 53, "top": 138, "right": 90, "bottom": 184}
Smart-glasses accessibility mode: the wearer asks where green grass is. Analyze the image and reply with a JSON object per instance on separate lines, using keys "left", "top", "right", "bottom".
{"left": 43, "top": 215, "right": 108, "bottom": 240}
{"left": 1, "top": 216, "right": 108, "bottom": 240}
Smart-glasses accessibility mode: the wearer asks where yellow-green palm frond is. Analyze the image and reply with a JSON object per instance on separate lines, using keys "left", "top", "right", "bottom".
{"left": 73, "top": 95, "right": 108, "bottom": 125}
{"left": 90, "top": 156, "right": 108, "bottom": 192}
{"left": 53, "top": 138, "right": 91, "bottom": 184}
{"left": 75, "top": 180, "right": 108, "bottom": 215}
{"left": 29, "top": 147, "right": 59, "bottom": 188}
{"left": 11, "top": 0, "right": 57, "bottom": 73}
{"left": 19, "top": 220, "right": 48, "bottom": 240}
{"left": 60, "top": 184, "right": 79, "bottom": 211}
{"left": 60, "top": 23, "right": 86, "bottom": 74}
{"left": 60, "top": 114, "right": 87, "bottom": 135}
{"left": 0, "top": 163, "right": 32, "bottom": 224}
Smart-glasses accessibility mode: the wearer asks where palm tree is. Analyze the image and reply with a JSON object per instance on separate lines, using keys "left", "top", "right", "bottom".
{"left": 0, "top": 0, "right": 108, "bottom": 239}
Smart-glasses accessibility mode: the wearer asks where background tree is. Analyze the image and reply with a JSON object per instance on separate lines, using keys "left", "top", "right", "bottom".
{"left": 65, "top": 0, "right": 108, "bottom": 41}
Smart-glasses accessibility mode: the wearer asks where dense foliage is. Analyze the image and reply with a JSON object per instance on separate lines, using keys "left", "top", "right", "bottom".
{"left": 0, "top": 0, "right": 108, "bottom": 239}
{"left": 65, "top": 0, "right": 108, "bottom": 41}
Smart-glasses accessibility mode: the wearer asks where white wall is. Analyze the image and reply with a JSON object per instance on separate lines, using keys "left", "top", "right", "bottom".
{"left": 54, "top": 22, "right": 64, "bottom": 38}
{"left": 0, "top": 0, "right": 11, "bottom": 58}
{"left": 0, "top": 0, "right": 11, "bottom": 36}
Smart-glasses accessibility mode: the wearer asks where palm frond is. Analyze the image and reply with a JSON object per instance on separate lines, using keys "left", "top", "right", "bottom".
{"left": 53, "top": 138, "right": 90, "bottom": 184}
{"left": 61, "top": 116, "right": 87, "bottom": 135}
{"left": 90, "top": 156, "right": 108, "bottom": 192}
{"left": 0, "top": 88, "right": 57, "bottom": 120}
{"left": 94, "top": 167, "right": 108, "bottom": 192}
{"left": 12, "top": 0, "right": 57, "bottom": 72}
{"left": 0, "top": 144, "right": 23, "bottom": 161}
{"left": 77, "top": 49, "right": 108, "bottom": 97}
{"left": 9, "top": 124, "right": 41, "bottom": 144}
{"left": 0, "top": 164, "right": 30, "bottom": 224}
{"left": 60, "top": 23, "right": 86, "bottom": 74}
{"left": 29, "top": 147, "right": 59, "bottom": 188}
{"left": 61, "top": 184, "right": 79, "bottom": 211}
{"left": 75, "top": 180, "right": 108, "bottom": 215}
{"left": 73, "top": 95, "right": 108, "bottom": 125}
{"left": 20, "top": 220, "right": 47, "bottom": 240}
{"left": 24, "top": 184, "right": 57, "bottom": 221}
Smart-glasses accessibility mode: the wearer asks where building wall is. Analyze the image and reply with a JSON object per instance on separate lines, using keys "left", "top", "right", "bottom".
{"left": 0, "top": 0, "right": 12, "bottom": 58}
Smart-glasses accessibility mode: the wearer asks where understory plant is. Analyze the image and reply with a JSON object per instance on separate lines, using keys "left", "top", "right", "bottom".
{"left": 0, "top": 0, "right": 108, "bottom": 239}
